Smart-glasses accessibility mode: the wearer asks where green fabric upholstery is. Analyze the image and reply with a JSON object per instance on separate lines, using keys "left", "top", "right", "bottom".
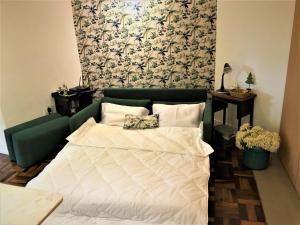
{"left": 104, "top": 88, "right": 207, "bottom": 102}
{"left": 203, "top": 98, "right": 213, "bottom": 144}
{"left": 12, "top": 116, "right": 70, "bottom": 168}
{"left": 102, "top": 97, "right": 152, "bottom": 111}
{"left": 69, "top": 100, "right": 101, "bottom": 132}
{"left": 4, "top": 113, "right": 61, "bottom": 161}
{"left": 152, "top": 101, "right": 203, "bottom": 105}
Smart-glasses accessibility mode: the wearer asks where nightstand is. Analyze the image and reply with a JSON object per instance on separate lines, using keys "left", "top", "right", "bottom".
{"left": 51, "top": 88, "right": 96, "bottom": 116}
{"left": 211, "top": 91, "right": 257, "bottom": 129}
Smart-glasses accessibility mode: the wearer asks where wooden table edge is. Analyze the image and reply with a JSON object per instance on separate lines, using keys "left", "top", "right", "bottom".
{"left": 37, "top": 196, "right": 63, "bottom": 225}
{"left": 211, "top": 91, "right": 257, "bottom": 102}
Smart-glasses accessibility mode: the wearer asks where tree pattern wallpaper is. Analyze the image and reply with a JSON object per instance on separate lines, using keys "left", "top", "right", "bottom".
{"left": 71, "top": 0, "right": 216, "bottom": 94}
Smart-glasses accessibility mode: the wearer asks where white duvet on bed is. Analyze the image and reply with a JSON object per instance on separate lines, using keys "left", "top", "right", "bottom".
{"left": 27, "top": 118, "right": 213, "bottom": 225}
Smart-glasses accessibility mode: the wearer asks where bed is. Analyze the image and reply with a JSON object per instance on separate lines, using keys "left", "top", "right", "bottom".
{"left": 26, "top": 88, "right": 214, "bottom": 225}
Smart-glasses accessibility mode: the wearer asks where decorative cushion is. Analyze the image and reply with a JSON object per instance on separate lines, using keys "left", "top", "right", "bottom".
{"left": 101, "top": 103, "right": 149, "bottom": 126}
{"left": 123, "top": 114, "right": 159, "bottom": 130}
{"left": 153, "top": 103, "right": 206, "bottom": 128}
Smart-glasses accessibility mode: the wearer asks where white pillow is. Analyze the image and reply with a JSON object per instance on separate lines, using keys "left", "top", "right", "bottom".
{"left": 153, "top": 103, "right": 205, "bottom": 128}
{"left": 101, "top": 103, "right": 149, "bottom": 126}
{"left": 199, "top": 121, "right": 204, "bottom": 140}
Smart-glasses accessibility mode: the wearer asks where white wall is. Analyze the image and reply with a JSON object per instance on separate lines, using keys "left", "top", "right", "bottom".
{"left": 215, "top": 0, "right": 295, "bottom": 132}
{"left": 0, "top": 0, "right": 82, "bottom": 154}
{"left": 0, "top": 1, "right": 7, "bottom": 154}
{"left": 0, "top": 110, "right": 6, "bottom": 155}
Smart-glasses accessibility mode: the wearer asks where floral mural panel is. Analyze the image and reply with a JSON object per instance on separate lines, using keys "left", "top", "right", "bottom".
{"left": 71, "top": 0, "right": 216, "bottom": 94}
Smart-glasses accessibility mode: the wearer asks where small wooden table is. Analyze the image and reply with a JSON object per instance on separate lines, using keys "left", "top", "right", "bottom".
{"left": 0, "top": 183, "right": 62, "bottom": 225}
{"left": 211, "top": 91, "right": 257, "bottom": 129}
{"left": 51, "top": 88, "right": 96, "bottom": 116}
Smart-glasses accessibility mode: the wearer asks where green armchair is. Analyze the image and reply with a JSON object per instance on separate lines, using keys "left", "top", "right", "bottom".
{"left": 4, "top": 113, "right": 70, "bottom": 168}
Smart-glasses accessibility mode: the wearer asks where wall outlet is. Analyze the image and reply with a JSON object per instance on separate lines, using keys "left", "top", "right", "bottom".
{"left": 47, "top": 107, "right": 52, "bottom": 114}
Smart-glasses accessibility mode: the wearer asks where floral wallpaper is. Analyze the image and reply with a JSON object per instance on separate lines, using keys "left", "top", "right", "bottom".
{"left": 71, "top": 0, "right": 216, "bottom": 94}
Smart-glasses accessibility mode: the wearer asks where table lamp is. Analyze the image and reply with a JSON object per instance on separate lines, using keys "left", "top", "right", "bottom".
{"left": 217, "top": 63, "right": 232, "bottom": 93}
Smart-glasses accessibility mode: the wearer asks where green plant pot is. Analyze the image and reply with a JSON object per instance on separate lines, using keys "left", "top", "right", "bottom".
{"left": 242, "top": 147, "right": 270, "bottom": 170}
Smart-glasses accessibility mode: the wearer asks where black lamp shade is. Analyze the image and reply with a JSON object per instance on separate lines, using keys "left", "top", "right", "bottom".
{"left": 217, "top": 63, "right": 231, "bottom": 93}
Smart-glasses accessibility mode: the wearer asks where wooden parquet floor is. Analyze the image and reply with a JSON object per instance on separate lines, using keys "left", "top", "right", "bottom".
{"left": 0, "top": 145, "right": 266, "bottom": 225}
{"left": 209, "top": 144, "right": 266, "bottom": 225}
{"left": 0, "top": 154, "right": 49, "bottom": 186}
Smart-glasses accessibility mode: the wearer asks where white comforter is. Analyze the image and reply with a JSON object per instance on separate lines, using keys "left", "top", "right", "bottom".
{"left": 27, "top": 118, "right": 213, "bottom": 225}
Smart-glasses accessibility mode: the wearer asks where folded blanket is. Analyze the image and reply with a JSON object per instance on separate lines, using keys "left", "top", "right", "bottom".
{"left": 67, "top": 117, "right": 213, "bottom": 157}
{"left": 27, "top": 118, "right": 213, "bottom": 225}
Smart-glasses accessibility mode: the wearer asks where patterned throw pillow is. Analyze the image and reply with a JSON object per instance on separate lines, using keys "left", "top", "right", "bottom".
{"left": 123, "top": 114, "right": 159, "bottom": 130}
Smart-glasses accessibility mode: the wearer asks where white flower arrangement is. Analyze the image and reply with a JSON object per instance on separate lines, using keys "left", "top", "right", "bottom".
{"left": 236, "top": 123, "right": 280, "bottom": 152}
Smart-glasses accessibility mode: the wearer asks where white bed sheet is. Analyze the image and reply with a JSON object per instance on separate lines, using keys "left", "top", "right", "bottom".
{"left": 27, "top": 118, "right": 213, "bottom": 225}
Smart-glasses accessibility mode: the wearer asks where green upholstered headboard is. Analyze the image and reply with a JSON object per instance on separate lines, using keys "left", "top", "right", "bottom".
{"left": 103, "top": 88, "right": 207, "bottom": 102}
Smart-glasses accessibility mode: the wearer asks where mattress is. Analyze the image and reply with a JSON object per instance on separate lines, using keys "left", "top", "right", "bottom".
{"left": 27, "top": 118, "right": 213, "bottom": 225}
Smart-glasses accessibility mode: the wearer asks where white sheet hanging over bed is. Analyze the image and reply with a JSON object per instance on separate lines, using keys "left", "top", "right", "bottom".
{"left": 27, "top": 118, "right": 213, "bottom": 225}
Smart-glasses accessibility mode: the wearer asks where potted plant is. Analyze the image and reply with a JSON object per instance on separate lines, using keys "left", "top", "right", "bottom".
{"left": 58, "top": 84, "right": 69, "bottom": 96}
{"left": 236, "top": 123, "right": 280, "bottom": 170}
{"left": 245, "top": 72, "right": 255, "bottom": 90}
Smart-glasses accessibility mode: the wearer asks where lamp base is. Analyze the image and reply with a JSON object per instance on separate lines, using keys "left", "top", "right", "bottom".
{"left": 216, "top": 88, "right": 229, "bottom": 93}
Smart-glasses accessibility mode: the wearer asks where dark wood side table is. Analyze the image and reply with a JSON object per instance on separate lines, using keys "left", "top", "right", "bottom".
{"left": 51, "top": 88, "right": 96, "bottom": 116}
{"left": 211, "top": 91, "right": 257, "bottom": 129}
